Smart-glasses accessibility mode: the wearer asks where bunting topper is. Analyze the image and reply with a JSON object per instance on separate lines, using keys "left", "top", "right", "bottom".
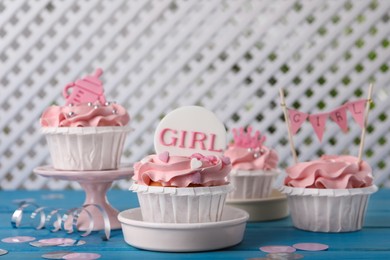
{"left": 288, "top": 110, "right": 309, "bottom": 135}
{"left": 286, "top": 99, "right": 368, "bottom": 142}
{"left": 279, "top": 84, "right": 373, "bottom": 165}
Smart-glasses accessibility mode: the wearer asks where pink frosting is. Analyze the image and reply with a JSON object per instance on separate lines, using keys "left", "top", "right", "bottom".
{"left": 133, "top": 153, "right": 232, "bottom": 187}
{"left": 284, "top": 155, "right": 374, "bottom": 189}
{"left": 224, "top": 145, "right": 278, "bottom": 171}
{"left": 40, "top": 102, "right": 130, "bottom": 127}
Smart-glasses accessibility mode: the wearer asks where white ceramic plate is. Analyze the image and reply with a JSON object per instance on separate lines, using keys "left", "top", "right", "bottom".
{"left": 118, "top": 206, "right": 249, "bottom": 252}
{"left": 226, "top": 190, "right": 289, "bottom": 221}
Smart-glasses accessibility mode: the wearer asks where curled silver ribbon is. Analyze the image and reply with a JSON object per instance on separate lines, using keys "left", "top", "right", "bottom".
{"left": 46, "top": 208, "right": 63, "bottom": 232}
{"left": 70, "top": 207, "right": 94, "bottom": 237}
{"left": 30, "top": 206, "right": 47, "bottom": 230}
{"left": 83, "top": 204, "right": 111, "bottom": 240}
{"left": 60, "top": 207, "right": 94, "bottom": 237}
{"left": 11, "top": 202, "right": 39, "bottom": 228}
{"left": 11, "top": 202, "right": 111, "bottom": 240}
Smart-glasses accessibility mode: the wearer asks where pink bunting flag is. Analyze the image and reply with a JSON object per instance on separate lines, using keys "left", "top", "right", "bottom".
{"left": 309, "top": 113, "right": 328, "bottom": 142}
{"left": 348, "top": 99, "right": 367, "bottom": 128}
{"left": 288, "top": 109, "right": 309, "bottom": 135}
{"left": 329, "top": 105, "right": 348, "bottom": 132}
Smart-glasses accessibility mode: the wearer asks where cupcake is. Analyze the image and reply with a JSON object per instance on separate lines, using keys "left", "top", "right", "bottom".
{"left": 131, "top": 152, "right": 232, "bottom": 223}
{"left": 224, "top": 127, "right": 279, "bottom": 199}
{"left": 280, "top": 155, "right": 377, "bottom": 232}
{"left": 40, "top": 68, "right": 131, "bottom": 170}
{"left": 130, "top": 106, "right": 233, "bottom": 223}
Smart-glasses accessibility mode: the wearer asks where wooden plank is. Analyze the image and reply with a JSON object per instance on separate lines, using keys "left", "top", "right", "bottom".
{"left": 0, "top": 189, "right": 389, "bottom": 260}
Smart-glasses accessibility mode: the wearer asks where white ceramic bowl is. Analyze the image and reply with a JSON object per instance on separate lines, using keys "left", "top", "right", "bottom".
{"left": 118, "top": 206, "right": 249, "bottom": 252}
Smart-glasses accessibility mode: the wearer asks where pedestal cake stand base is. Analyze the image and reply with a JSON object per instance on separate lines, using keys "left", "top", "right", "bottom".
{"left": 34, "top": 165, "right": 133, "bottom": 231}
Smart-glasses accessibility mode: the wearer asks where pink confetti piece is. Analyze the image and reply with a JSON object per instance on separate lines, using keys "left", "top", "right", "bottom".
{"left": 1, "top": 236, "right": 36, "bottom": 243}
{"left": 293, "top": 243, "right": 329, "bottom": 251}
{"left": 59, "top": 240, "right": 86, "bottom": 247}
{"left": 0, "top": 249, "right": 8, "bottom": 256}
{"left": 38, "top": 238, "right": 76, "bottom": 246}
{"left": 63, "top": 252, "right": 101, "bottom": 259}
{"left": 267, "top": 253, "right": 304, "bottom": 259}
{"left": 259, "top": 245, "right": 296, "bottom": 253}
{"left": 41, "top": 251, "right": 72, "bottom": 259}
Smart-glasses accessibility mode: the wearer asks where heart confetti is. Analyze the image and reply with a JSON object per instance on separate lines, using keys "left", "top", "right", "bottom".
{"left": 41, "top": 251, "right": 73, "bottom": 259}
{"left": 30, "top": 239, "right": 86, "bottom": 248}
{"left": 59, "top": 240, "right": 86, "bottom": 247}
{"left": 30, "top": 241, "right": 57, "bottom": 248}
{"left": 39, "top": 238, "right": 77, "bottom": 246}
{"left": 293, "top": 243, "right": 329, "bottom": 251}
{"left": 158, "top": 151, "right": 170, "bottom": 163}
{"left": 0, "top": 249, "right": 8, "bottom": 256}
{"left": 1, "top": 236, "right": 36, "bottom": 243}
{"left": 259, "top": 245, "right": 296, "bottom": 253}
{"left": 190, "top": 158, "right": 202, "bottom": 169}
{"left": 62, "top": 252, "right": 101, "bottom": 259}
{"left": 267, "top": 252, "right": 304, "bottom": 259}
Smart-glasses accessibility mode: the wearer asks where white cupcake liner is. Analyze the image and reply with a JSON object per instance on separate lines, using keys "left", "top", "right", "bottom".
{"left": 130, "top": 183, "right": 234, "bottom": 223}
{"left": 227, "top": 169, "right": 279, "bottom": 200}
{"left": 42, "top": 126, "right": 131, "bottom": 171}
{"left": 280, "top": 185, "right": 378, "bottom": 232}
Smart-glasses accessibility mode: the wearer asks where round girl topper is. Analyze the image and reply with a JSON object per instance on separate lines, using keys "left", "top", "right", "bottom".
{"left": 154, "top": 106, "right": 227, "bottom": 157}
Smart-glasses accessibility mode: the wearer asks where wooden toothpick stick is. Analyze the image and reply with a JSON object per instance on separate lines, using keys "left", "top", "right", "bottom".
{"left": 279, "top": 88, "right": 298, "bottom": 164}
{"left": 357, "top": 83, "right": 374, "bottom": 165}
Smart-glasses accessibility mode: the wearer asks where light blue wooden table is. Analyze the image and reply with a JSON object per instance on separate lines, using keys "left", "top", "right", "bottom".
{"left": 0, "top": 189, "right": 389, "bottom": 259}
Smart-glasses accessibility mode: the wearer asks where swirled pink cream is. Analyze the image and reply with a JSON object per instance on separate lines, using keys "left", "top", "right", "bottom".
{"left": 40, "top": 102, "right": 130, "bottom": 127}
{"left": 284, "top": 155, "right": 374, "bottom": 189}
{"left": 133, "top": 152, "right": 232, "bottom": 187}
{"left": 224, "top": 145, "right": 278, "bottom": 171}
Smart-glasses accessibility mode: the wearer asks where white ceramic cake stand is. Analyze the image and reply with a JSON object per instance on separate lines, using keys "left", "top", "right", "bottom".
{"left": 34, "top": 165, "right": 133, "bottom": 231}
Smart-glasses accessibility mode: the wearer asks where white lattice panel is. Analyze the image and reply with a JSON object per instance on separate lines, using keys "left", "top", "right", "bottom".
{"left": 0, "top": 0, "right": 389, "bottom": 190}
